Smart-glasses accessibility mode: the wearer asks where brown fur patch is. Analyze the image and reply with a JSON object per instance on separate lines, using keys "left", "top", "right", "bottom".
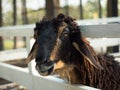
{"left": 54, "top": 60, "right": 65, "bottom": 70}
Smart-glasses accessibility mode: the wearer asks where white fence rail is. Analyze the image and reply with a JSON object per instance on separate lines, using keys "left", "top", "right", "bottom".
{"left": 0, "top": 18, "right": 120, "bottom": 90}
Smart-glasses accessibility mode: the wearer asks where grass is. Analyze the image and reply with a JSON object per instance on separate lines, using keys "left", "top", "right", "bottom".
{"left": 4, "top": 40, "right": 14, "bottom": 50}
{"left": 3, "top": 40, "right": 25, "bottom": 50}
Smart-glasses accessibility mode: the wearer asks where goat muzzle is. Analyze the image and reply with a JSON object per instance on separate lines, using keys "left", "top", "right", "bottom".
{"left": 35, "top": 60, "right": 55, "bottom": 76}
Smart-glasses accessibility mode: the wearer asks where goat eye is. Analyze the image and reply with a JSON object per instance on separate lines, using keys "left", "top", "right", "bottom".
{"left": 59, "top": 28, "right": 70, "bottom": 41}
{"left": 62, "top": 28, "right": 69, "bottom": 36}
{"left": 63, "top": 31, "right": 69, "bottom": 37}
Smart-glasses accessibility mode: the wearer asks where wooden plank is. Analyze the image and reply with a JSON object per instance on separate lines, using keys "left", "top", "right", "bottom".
{"left": 33, "top": 75, "right": 68, "bottom": 90}
{"left": 0, "top": 62, "right": 33, "bottom": 90}
{"left": 32, "top": 73, "right": 99, "bottom": 90}
{"left": 0, "top": 48, "right": 27, "bottom": 61}
{"left": 0, "top": 24, "right": 120, "bottom": 38}
{"left": 109, "top": 53, "right": 120, "bottom": 58}
{"left": 76, "top": 17, "right": 120, "bottom": 25}
{"left": 0, "top": 24, "right": 34, "bottom": 37}
{"left": 80, "top": 24, "right": 120, "bottom": 38}
{"left": 0, "top": 62, "right": 99, "bottom": 90}
{"left": 68, "top": 85, "right": 100, "bottom": 90}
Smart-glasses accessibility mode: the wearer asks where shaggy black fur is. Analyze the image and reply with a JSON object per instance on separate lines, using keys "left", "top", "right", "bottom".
{"left": 29, "top": 14, "right": 120, "bottom": 90}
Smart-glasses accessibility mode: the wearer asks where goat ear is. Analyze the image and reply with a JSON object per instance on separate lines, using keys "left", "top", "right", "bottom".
{"left": 26, "top": 41, "right": 38, "bottom": 64}
{"left": 72, "top": 39, "right": 103, "bottom": 69}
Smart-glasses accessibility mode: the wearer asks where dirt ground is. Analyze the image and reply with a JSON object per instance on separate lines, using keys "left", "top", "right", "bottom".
{"left": 0, "top": 78, "right": 27, "bottom": 90}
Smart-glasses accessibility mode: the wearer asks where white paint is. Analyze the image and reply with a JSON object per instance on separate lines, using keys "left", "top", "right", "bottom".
{"left": 0, "top": 48, "right": 27, "bottom": 61}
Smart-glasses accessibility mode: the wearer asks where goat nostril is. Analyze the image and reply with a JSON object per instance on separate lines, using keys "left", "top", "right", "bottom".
{"left": 35, "top": 57, "right": 42, "bottom": 64}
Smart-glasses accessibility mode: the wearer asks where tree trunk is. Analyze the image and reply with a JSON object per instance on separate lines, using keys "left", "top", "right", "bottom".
{"left": 13, "top": 0, "right": 17, "bottom": 25}
{"left": 0, "top": 0, "right": 4, "bottom": 51}
{"left": 79, "top": 0, "right": 83, "bottom": 19}
{"left": 98, "top": 0, "right": 102, "bottom": 18}
{"left": 13, "top": 0, "right": 17, "bottom": 49}
{"left": 65, "top": 0, "right": 69, "bottom": 15}
{"left": 21, "top": 0, "right": 28, "bottom": 24}
{"left": 54, "top": 0, "right": 60, "bottom": 15}
{"left": 0, "top": 37, "right": 4, "bottom": 51}
{"left": 21, "top": 0, "right": 28, "bottom": 47}
{"left": 45, "top": 0, "right": 60, "bottom": 19}
{"left": 107, "top": 0, "right": 118, "bottom": 17}
{"left": 0, "top": 0, "right": 2, "bottom": 26}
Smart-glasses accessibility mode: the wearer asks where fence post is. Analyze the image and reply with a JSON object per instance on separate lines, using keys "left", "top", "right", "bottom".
{"left": 26, "top": 37, "right": 34, "bottom": 90}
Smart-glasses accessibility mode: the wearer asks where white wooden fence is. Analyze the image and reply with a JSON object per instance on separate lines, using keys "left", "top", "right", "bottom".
{"left": 0, "top": 17, "right": 120, "bottom": 90}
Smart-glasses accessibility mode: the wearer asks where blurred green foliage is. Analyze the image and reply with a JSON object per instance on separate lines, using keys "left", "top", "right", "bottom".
{"left": 4, "top": 40, "right": 13, "bottom": 50}
{"left": 1, "top": 0, "right": 110, "bottom": 26}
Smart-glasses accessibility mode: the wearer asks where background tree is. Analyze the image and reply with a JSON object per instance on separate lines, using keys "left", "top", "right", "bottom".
{"left": 107, "top": 0, "right": 118, "bottom": 17}
{"left": 84, "top": 0, "right": 100, "bottom": 19}
{"left": 0, "top": 0, "right": 4, "bottom": 51}
{"left": 13, "top": 0, "right": 17, "bottom": 49}
{"left": 79, "top": 0, "right": 83, "bottom": 19}
{"left": 45, "top": 0, "right": 60, "bottom": 18}
{"left": 13, "top": 0, "right": 17, "bottom": 25}
{"left": 21, "top": 0, "right": 28, "bottom": 24}
{"left": 65, "top": 0, "right": 69, "bottom": 15}
{"left": 21, "top": 0, "right": 28, "bottom": 47}
{"left": 0, "top": 0, "right": 2, "bottom": 26}
{"left": 98, "top": 0, "right": 102, "bottom": 18}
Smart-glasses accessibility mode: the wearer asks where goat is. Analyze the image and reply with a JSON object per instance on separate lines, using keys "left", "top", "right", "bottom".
{"left": 26, "top": 14, "right": 120, "bottom": 90}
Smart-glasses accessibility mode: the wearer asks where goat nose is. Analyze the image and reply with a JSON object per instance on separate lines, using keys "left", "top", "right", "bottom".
{"left": 35, "top": 57, "right": 47, "bottom": 64}
{"left": 35, "top": 57, "right": 42, "bottom": 64}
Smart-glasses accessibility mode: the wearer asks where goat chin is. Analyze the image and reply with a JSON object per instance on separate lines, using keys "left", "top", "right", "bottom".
{"left": 35, "top": 63, "right": 55, "bottom": 76}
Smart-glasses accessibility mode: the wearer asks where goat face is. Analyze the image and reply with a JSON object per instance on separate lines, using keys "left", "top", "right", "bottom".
{"left": 26, "top": 19, "right": 73, "bottom": 76}
{"left": 26, "top": 14, "right": 103, "bottom": 76}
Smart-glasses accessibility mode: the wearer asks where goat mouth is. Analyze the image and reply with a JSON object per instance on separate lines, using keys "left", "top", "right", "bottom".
{"left": 35, "top": 61, "right": 55, "bottom": 76}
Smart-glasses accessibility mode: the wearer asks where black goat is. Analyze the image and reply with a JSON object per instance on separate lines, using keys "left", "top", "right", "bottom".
{"left": 26, "top": 14, "right": 120, "bottom": 90}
